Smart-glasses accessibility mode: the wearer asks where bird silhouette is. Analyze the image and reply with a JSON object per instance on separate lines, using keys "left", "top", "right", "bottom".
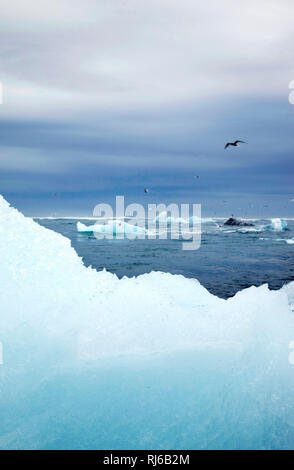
{"left": 224, "top": 140, "right": 246, "bottom": 149}
{"left": 144, "top": 188, "right": 149, "bottom": 193}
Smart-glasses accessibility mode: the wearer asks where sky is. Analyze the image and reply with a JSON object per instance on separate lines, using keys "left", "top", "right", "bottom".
{"left": 0, "top": 0, "right": 294, "bottom": 216}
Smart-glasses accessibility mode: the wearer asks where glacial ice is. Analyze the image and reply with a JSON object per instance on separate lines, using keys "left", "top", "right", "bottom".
{"left": 154, "top": 211, "right": 187, "bottom": 224}
{"left": 1, "top": 195, "right": 294, "bottom": 450}
{"left": 189, "top": 215, "right": 214, "bottom": 223}
{"left": 266, "top": 218, "right": 288, "bottom": 231}
{"left": 229, "top": 218, "right": 288, "bottom": 234}
{"left": 154, "top": 212, "right": 215, "bottom": 225}
{"left": 77, "top": 220, "right": 148, "bottom": 235}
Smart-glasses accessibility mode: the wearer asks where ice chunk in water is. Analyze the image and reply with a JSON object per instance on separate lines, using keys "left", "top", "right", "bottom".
{"left": 1, "top": 195, "right": 294, "bottom": 449}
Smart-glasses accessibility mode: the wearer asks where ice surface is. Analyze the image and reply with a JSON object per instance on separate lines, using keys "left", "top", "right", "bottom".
{"left": 77, "top": 220, "right": 147, "bottom": 235}
{"left": 1, "top": 195, "right": 294, "bottom": 450}
{"left": 266, "top": 218, "right": 288, "bottom": 231}
{"left": 154, "top": 211, "right": 187, "bottom": 224}
{"left": 226, "top": 218, "right": 289, "bottom": 234}
{"left": 286, "top": 239, "right": 294, "bottom": 244}
{"left": 189, "top": 216, "right": 214, "bottom": 223}
{"left": 154, "top": 212, "right": 213, "bottom": 224}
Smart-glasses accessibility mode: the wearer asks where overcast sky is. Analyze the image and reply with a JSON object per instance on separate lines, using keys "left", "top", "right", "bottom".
{"left": 0, "top": 0, "right": 294, "bottom": 215}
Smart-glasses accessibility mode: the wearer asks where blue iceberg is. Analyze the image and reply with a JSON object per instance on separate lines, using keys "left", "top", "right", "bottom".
{"left": 0, "top": 196, "right": 294, "bottom": 450}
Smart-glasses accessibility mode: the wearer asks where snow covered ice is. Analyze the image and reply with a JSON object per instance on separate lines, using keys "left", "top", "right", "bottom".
{"left": 1, "top": 195, "right": 294, "bottom": 449}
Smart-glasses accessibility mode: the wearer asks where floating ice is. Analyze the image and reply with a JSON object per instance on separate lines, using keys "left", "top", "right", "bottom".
{"left": 1, "top": 193, "right": 293, "bottom": 357}
{"left": 154, "top": 212, "right": 213, "bottom": 225}
{"left": 226, "top": 218, "right": 288, "bottom": 234}
{"left": 189, "top": 216, "right": 214, "bottom": 224}
{"left": 265, "top": 218, "right": 288, "bottom": 231}
{"left": 77, "top": 220, "right": 147, "bottom": 235}
{"left": 237, "top": 227, "right": 263, "bottom": 233}
{"left": 154, "top": 211, "right": 187, "bottom": 224}
{"left": 1, "top": 195, "right": 294, "bottom": 450}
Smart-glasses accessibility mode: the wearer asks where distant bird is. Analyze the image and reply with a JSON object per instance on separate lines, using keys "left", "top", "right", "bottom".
{"left": 224, "top": 140, "right": 246, "bottom": 149}
{"left": 194, "top": 175, "right": 200, "bottom": 179}
{"left": 144, "top": 188, "right": 149, "bottom": 193}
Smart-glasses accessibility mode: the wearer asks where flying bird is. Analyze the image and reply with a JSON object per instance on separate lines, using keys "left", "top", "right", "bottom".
{"left": 144, "top": 188, "right": 149, "bottom": 193}
{"left": 224, "top": 140, "right": 247, "bottom": 149}
{"left": 194, "top": 175, "right": 200, "bottom": 179}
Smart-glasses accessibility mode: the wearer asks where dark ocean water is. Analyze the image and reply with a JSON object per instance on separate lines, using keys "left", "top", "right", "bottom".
{"left": 35, "top": 217, "right": 294, "bottom": 299}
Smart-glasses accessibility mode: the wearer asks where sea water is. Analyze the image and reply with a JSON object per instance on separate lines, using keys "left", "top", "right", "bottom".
{"left": 36, "top": 217, "right": 294, "bottom": 298}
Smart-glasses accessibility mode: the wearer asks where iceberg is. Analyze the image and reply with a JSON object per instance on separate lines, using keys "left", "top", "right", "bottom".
{"left": 189, "top": 216, "right": 215, "bottom": 224}
{"left": 285, "top": 238, "right": 294, "bottom": 245}
{"left": 154, "top": 211, "right": 187, "bottom": 224}
{"left": 265, "top": 218, "right": 288, "bottom": 231}
{"left": 228, "top": 218, "right": 289, "bottom": 234}
{"left": 77, "top": 219, "right": 147, "bottom": 235}
{"left": 154, "top": 212, "right": 213, "bottom": 225}
{"left": 1, "top": 195, "right": 294, "bottom": 450}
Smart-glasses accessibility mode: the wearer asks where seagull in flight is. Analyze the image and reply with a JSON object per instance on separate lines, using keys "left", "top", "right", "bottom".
{"left": 224, "top": 140, "right": 247, "bottom": 149}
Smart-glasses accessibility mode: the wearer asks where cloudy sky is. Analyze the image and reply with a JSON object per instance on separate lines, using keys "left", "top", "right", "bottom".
{"left": 0, "top": 0, "right": 294, "bottom": 215}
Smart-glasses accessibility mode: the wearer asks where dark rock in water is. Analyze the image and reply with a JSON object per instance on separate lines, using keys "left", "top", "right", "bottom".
{"left": 224, "top": 217, "right": 254, "bottom": 227}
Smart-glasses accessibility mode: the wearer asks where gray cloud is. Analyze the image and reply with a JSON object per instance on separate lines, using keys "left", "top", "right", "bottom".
{"left": 0, "top": 0, "right": 293, "bottom": 214}
{"left": 1, "top": 0, "right": 294, "bottom": 118}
